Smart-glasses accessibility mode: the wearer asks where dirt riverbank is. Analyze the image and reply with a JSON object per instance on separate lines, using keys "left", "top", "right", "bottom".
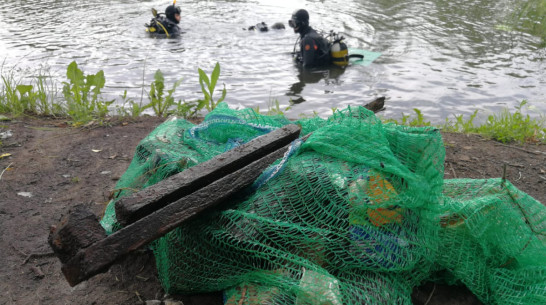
{"left": 1, "top": 115, "right": 544, "bottom": 305}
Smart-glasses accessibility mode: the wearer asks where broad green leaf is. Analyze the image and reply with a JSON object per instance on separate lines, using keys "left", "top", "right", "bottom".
{"left": 199, "top": 77, "right": 211, "bottom": 102}
{"left": 173, "top": 78, "right": 183, "bottom": 90}
{"left": 210, "top": 62, "right": 220, "bottom": 91}
{"left": 16, "top": 84, "right": 33, "bottom": 96}
{"left": 66, "top": 61, "right": 84, "bottom": 86}
{"left": 196, "top": 99, "right": 208, "bottom": 110}
{"left": 198, "top": 68, "right": 210, "bottom": 88}
{"left": 154, "top": 69, "right": 164, "bottom": 83}
{"left": 93, "top": 70, "right": 106, "bottom": 89}
{"left": 217, "top": 84, "right": 227, "bottom": 104}
{"left": 86, "top": 74, "right": 96, "bottom": 91}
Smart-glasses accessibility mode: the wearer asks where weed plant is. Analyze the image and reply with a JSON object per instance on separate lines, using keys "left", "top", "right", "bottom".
{"left": 143, "top": 63, "right": 225, "bottom": 119}
{"left": 0, "top": 61, "right": 226, "bottom": 122}
{"left": 147, "top": 69, "right": 183, "bottom": 117}
{"left": 62, "top": 61, "right": 114, "bottom": 125}
{"left": 115, "top": 90, "right": 144, "bottom": 118}
{"left": 196, "top": 62, "right": 226, "bottom": 112}
{"left": 0, "top": 66, "right": 61, "bottom": 116}
{"left": 254, "top": 98, "right": 292, "bottom": 117}
{"left": 391, "top": 101, "right": 546, "bottom": 144}
{"left": 384, "top": 108, "right": 432, "bottom": 127}
{"left": 473, "top": 101, "right": 545, "bottom": 144}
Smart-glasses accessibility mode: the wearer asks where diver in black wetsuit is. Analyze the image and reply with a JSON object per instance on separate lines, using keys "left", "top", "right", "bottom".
{"left": 289, "top": 9, "right": 331, "bottom": 68}
{"left": 161, "top": 5, "right": 181, "bottom": 36}
{"left": 146, "top": 5, "right": 181, "bottom": 38}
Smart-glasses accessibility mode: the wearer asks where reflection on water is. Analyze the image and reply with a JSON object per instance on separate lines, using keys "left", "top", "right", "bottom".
{"left": 0, "top": 0, "right": 543, "bottom": 121}
{"left": 288, "top": 66, "right": 347, "bottom": 104}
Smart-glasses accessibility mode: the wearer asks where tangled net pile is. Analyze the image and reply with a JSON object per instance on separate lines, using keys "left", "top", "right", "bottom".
{"left": 102, "top": 103, "right": 546, "bottom": 304}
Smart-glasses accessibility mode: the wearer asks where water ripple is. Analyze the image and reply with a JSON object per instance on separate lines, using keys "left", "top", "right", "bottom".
{"left": 0, "top": 0, "right": 543, "bottom": 122}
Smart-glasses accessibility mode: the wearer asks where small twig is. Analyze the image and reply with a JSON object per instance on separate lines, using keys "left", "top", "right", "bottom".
{"left": 135, "top": 291, "right": 143, "bottom": 303}
{"left": 0, "top": 162, "right": 13, "bottom": 180}
{"left": 494, "top": 142, "right": 546, "bottom": 155}
{"left": 505, "top": 162, "right": 525, "bottom": 168}
{"left": 449, "top": 162, "right": 457, "bottom": 178}
{"left": 118, "top": 264, "right": 125, "bottom": 283}
{"left": 502, "top": 182, "right": 546, "bottom": 237}
{"left": 30, "top": 265, "right": 45, "bottom": 279}
{"left": 11, "top": 243, "right": 28, "bottom": 257}
{"left": 514, "top": 171, "right": 522, "bottom": 182}
{"left": 11, "top": 243, "right": 54, "bottom": 265}
{"left": 423, "top": 283, "right": 436, "bottom": 305}
{"left": 501, "top": 163, "right": 507, "bottom": 187}
{"left": 22, "top": 252, "right": 55, "bottom": 265}
{"left": 238, "top": 286, "right": 247, "bottom": 305}
{"left": 539, "top": 175, "right": 546, "bottom": 181}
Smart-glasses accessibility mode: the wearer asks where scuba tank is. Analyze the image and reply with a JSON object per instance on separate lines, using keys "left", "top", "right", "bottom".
{"left": 328, "top": 31, "right": 364, "bottom": 67}
{"left": 330, "top": 33, "right": 349, "bottom": 67}
{"left": 145, "top": 8, "right": 171, "bottom": 38}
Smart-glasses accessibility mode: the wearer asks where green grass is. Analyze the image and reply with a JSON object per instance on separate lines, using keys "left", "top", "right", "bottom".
{"left": 0, "top": 61, "right": 225, "bottom": 125}
{"left": 254, "top": 98, "right": 292, "bottom": 116}
{"left": 383, "top": 108, "right": 432, "bottom": 127}
{"left": 469, "top": 102, "right": 545, "bottom": 144}
{"left": 0, "top": 67, "right": 62, "bottom": 117}
{"left": 386, "top": 101, "right": 546, "bottom": 144}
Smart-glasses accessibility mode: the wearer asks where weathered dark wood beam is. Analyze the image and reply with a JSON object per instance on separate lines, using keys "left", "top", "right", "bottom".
{"left": 115, "top": 124, "right": 301, "bottom": 226}
{"left": 48, "top": 206, "right": 106, "bottom": 264}
{"left": 363, "top": 96, "right": 386, "bottom": 113}
{"left": 49, "top": 124, "right": 301, "bottom": 286}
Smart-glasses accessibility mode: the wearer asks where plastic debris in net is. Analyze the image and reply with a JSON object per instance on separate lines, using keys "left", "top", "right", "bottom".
{"left": 296, "top": 268, "right": 343, "bottom": 305}
{"left": 100, "top": 103, "right": 546, "bottom": 305}
{"left": 251, "top": 138, "right": 303, "bottom": 191}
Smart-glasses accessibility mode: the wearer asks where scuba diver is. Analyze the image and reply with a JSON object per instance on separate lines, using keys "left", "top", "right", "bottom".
{"left": 145, "top": 4, "right": 182, "bottom": 38}
{"left": 289, "top": 9, "right": 331, "bottom": 68}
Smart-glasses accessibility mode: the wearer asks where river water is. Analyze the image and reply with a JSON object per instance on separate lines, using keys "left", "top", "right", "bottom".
{"left": 0, "top": 0, "right": 544, "bottom": 121}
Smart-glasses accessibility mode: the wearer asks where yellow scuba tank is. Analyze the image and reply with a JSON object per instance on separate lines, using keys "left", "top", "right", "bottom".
{"left": 145, "top": 8, "right": 159, "bottom": 33}
{"left": 145, "top": 8, "right": 170, "bottom": 37}
{"left": 330, "top": 33, "right": 349, "bottom": 67}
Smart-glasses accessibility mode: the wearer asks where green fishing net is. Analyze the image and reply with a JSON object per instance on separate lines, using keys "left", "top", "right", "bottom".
{"left": 101, "top": 103, "right": 546, "bottom": 304}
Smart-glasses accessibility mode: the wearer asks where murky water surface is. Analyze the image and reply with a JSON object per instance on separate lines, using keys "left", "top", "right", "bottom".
{"left": 0, "top": 0, "right": 544, "bottom": 121}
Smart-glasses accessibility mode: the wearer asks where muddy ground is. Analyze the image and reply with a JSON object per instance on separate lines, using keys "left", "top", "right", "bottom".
{"left": 0, "top": 115, "right": 544, "bottom": 305}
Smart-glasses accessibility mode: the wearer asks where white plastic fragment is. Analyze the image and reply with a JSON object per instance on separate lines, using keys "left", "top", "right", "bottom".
{"left": 0, "top": 130, "right": 13, "bottom": 139}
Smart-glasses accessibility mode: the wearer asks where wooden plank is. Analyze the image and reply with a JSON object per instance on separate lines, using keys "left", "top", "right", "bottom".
{"left": 48, "top": 205, "right": 106, "bottom": 264}
{"left": 115, "top": 124, "right": 301, "bottom": 226}
{"left": 59, "top": 134, "right": 299, "bottom": 286}
{"left": 363, "top": 96, "right": 385, "bottom": 113}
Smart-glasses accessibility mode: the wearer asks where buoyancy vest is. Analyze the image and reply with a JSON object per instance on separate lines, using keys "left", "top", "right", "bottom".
{"left": 145, "top": 16, "right": 180, "bottom": 38}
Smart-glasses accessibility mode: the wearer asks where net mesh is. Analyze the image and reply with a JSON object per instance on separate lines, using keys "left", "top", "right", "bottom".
{"left": 101, "top": 103, "right": 546, "bottom": 304}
